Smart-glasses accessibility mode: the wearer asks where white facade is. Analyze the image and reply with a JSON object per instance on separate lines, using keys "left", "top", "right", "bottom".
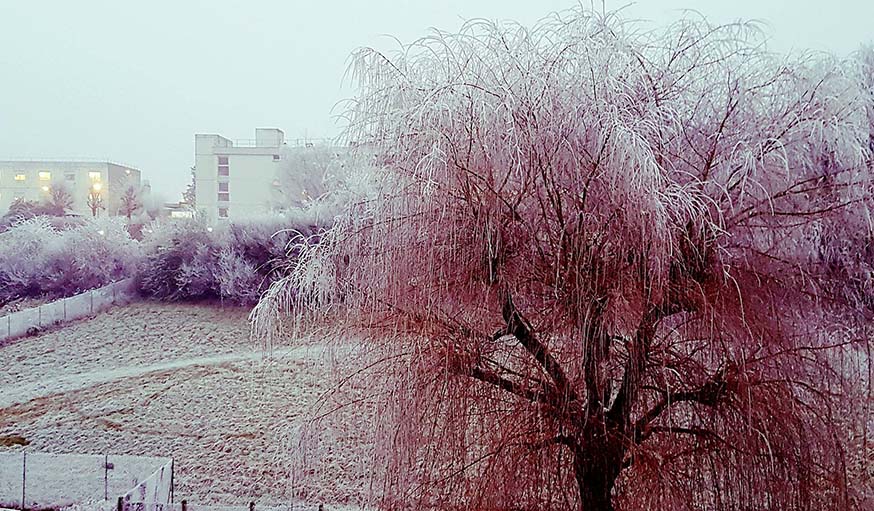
{"left": 194, "top": 128, "right": 286, "bottom": 219}
{"left": 0, "top": 160, "right": 141, "bottom": 216}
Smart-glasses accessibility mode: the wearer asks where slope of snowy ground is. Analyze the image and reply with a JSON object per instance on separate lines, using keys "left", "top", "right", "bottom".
{"left": 0, "top": 302, "right": 375, "bottom": 508}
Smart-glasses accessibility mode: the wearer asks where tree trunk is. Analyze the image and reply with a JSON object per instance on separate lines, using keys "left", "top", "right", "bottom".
{"left": 573, "top": 449, "right": 619, "bottom": 511}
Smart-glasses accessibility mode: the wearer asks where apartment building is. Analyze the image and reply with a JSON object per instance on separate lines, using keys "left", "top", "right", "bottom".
{"left": 193, "top": 128, "right": 287, "bottom": 219}
{"left": 0, "top": 160, "right": 141, "bottom": 216}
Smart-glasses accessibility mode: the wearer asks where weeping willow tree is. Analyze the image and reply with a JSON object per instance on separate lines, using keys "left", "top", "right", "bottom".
{"left": 254, "top": 8, "right": 874, "bottom": 511}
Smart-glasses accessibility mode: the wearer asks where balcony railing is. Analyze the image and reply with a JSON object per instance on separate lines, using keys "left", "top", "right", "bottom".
{"left": 230, "top": 137, "right": 332, "bottom": 148}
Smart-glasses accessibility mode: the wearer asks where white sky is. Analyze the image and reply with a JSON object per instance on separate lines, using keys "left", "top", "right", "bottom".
{"left": 0, "top": 0, "right": 871, "bottom": 199}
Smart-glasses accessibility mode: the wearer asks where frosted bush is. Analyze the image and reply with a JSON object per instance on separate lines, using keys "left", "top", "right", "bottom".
{"left": 0, "top": 216, "right": 141, "bottom": 305}
{"left": 216, "top": 247, "right": 263, "bottom": 304}
{"left": 137, "top": 218, "right": 219, "bottom": 300}
{"left": 137, "top": 214, "right": 325, "bottom": 305}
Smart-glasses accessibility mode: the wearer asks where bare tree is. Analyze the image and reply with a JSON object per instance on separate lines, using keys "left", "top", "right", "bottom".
{"left": 45, "top": 182, "right": 74, "bottom": 215}
{"left": 119, "top": 184, "right": 142, "bottom": 221}
{"left": 183, "top": 166, "right": 196, "bottom": 208}
{"left": 86, "top": 190, "right": 104, "bottom": 218}
{"left": 272, "top": 145, "right": 350, "bottom": 209}
{"left": 255, "top": 9, "right": 873, "bottom": 511}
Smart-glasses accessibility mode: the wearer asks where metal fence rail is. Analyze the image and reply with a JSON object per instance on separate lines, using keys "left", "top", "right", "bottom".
{"left": 0, "top": 278, "right": 136, "bottom": 342}
{"left": 0, "top": 452, "right": 171, "bottom": 511}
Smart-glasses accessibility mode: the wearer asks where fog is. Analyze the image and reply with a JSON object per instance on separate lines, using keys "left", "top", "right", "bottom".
{"left": 0, "top": 0, "right": 871, "bottom": 198}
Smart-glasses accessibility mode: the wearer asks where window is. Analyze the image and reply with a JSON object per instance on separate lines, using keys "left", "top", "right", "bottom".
{"left": 65, "top": 173, "right": 76, "bottom": 181}
{"left": 38, "top": 171, "right": 51, "bottom": 181}
{"left": 218, "top": 192, "right": 230, "bottom": 202}
{"left": 14, "top": 173, "right": 26, "bottom": 181}
{"left": 89, "top": 171, "right": 102, "bottom": 181}
{"left": 218, "top": 182, "right": 229, "bottom": 192}
{"left": 218, "top": 156, "right": 229, "bottom": 177}
{"left": 218, "top": 208, "right": 228, "bottom": 218}
{"left": 272, "top": 154, "right": 280, "bottom": 161}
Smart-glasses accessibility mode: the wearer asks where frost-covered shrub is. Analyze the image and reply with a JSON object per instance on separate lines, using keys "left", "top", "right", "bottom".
{"left": 137, "top": 214, "right": 322, "bottom": 305}
{"left": 136, "top": 218, "right": 220, "bottom": 301}
{"left": 0, "top": 217, "right": 141, "bottom": 304}
{"left": 215, "top": 247, "right": 262, "bottom": 304}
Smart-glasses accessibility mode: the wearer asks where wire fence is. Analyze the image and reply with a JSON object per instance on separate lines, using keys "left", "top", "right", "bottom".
{"left": 0, "top": 278, "right": 136, "bottom": 342}
{"left": 0, "top": 452, "right": 171, "bottom": 511}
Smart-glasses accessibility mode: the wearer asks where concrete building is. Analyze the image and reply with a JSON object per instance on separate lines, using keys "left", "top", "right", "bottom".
{"left": 194, "top": 128, "right": 287, "bottom": 219}
{"left": 0, "top": 160, "right": 141, "bottom": 216}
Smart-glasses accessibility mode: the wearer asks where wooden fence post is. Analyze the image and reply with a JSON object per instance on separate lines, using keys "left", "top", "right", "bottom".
{"left": 249, "top": 502, "right": 254, "bottom": 511}
{"left": 181, "top": 500, "right": 187, "bottom": 511}
{"left": 117, "top": 496, "right": 123, "bottom": 511}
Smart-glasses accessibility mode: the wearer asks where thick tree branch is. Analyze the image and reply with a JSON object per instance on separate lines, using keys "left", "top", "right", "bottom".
{"left": 607, "top": 308, "right": 660, "bottom": 430}
{"left": 498, "top": 292, "right": 580, "bottom": 404}
{"left": 466, "top": 365, "right": 555, "bottom": 406}
{"left": 632, "top": 369, "right": 732, "bottom": 443}
{"left": 642, "top": 425, "right": 720, "bottom": 442}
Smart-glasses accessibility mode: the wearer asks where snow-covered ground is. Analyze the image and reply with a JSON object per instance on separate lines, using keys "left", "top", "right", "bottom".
{"left": 0, "top": 302, "right": 375, "bottom": 508}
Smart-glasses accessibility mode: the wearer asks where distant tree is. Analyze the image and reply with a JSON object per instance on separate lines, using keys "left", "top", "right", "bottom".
{"left": 0, "top": 196, "right": 67, "bottom": 231}
{"left": 182, "top": 166, "right": 196, "bottom": 208}
{"left": 255, "top": 9, "right": 874, "bottom": 511}
{"left": 45, "top": 183, "right": 74, "bottom": 215}
{"left": 273, "top": 145, "right": 349, "bottom": 209}
{"left": 119, "top": 185, "right": 142, "bottom": 221}
{"left": 0, "top": 199, "right": 42, "bottom": 231}
{"left": 86, "top": 190, "right": 104, "bottom": 218}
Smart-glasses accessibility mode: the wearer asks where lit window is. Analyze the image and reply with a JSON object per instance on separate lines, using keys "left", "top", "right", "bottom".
{"left": 38, "top": 171, "right": 51, "bottom": 181}
{"left": 92, "top": 182, "right": 103, "bottom": 191}
{"left": 218, "top": 182, "right": 229, "bottom": 192}
{"left": 41, "top": 185, "right": 49, "bottom": 192}
{"left": 89, "top": 171, "right": 102, "bottom": 181}
{"left": 14, "top": 173, "right": 26, "bottom": 181}
{"left": 218, "top": 208, "right": 228, "bottom": 218}
{"left": 218, "top": 192, "right": 230, "bottom": 202}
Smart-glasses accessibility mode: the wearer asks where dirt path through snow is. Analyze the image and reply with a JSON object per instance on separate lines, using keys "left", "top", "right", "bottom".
{"left": 0, "top": 345, "right": 336, "bottom": 409}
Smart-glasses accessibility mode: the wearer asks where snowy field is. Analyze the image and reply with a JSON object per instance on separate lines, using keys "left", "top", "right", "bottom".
{"left": 0, "top": 302, "right": 375, "bottom": 508}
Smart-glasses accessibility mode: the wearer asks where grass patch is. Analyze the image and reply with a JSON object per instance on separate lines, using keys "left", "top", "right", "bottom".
{"left": 0, "top": 434, "right": 29, "bottom": 446}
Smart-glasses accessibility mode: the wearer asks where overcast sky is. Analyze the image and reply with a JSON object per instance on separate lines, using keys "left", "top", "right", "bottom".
{"left": 1, "top": 0, "right": 871, "bottom": 199}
